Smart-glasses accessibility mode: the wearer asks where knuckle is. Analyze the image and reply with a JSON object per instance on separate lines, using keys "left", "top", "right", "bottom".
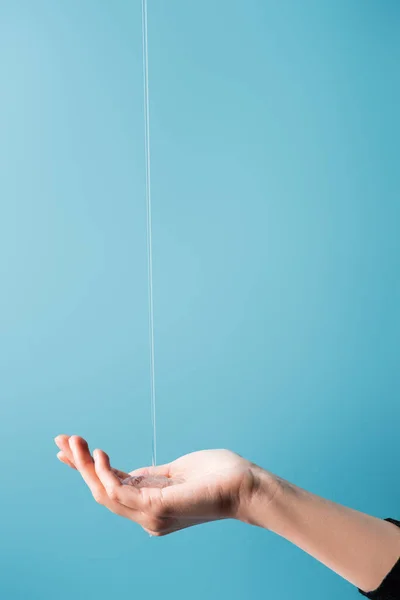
{"left": 80, "top": 458, "right": 94, "bottom": 471}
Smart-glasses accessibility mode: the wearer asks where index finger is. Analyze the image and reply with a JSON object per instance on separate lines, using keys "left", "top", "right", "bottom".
{"left": 94, "top": 449, "right": 152, "bottom": 511}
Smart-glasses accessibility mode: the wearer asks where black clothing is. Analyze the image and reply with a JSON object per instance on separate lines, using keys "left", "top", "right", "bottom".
{"left": 359, "top": 519, "right": 400, "bottom": 599}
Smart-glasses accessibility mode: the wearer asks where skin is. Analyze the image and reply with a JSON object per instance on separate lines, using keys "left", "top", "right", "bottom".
{"left": 55, "top": 435, "right": 400, "bottom": 594}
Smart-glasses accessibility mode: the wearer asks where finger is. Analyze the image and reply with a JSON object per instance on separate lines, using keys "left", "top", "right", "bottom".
{"left": 56, "top": 435, "right": 129, "bottom": 481}
{"left": 66, "top": 437, "right": 151, "bottom": 525}
{"left": 93, "top": 449, "right": 128, "bottom": 498}
{"left": 56, "top": 435, "right": 131, "bottom": 479}
{"left": 93, "top": 450, "right": 162, "bottom": 525}
{"left": 57, "top": 451, "right": 77, "bottom": 470}
{"left": 94, "top": 449, "right": 155, "bottom": 512}
{"left": 69, "top": 436, "right": 107, "bottom": 504}
{"left": 92, "top": 450, "right": 186, "bottom": 531}
{"left": 55, "top": 435, "right": 76, "bottom": 466}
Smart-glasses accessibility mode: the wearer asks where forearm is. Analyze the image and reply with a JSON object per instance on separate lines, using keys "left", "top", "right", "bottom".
{"left": 245, "top": 469, "right": 400, "bottom": 593}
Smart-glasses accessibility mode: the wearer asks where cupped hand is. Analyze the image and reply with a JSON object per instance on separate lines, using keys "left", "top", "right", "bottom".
{"left": 54, "top": 435, "right": 279, "bottom": 536}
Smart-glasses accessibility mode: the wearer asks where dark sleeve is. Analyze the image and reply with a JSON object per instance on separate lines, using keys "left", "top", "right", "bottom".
{"left": 358, "top": 519, "right": 400, "bottom": 600}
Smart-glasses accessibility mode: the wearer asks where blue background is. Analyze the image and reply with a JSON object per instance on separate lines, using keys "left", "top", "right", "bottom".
{"left": 0, "top": 1, "right": 399, "bottom": 598}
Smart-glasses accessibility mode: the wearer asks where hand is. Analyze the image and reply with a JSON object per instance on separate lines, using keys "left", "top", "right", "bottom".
{"left": 54, "top": 435, "right": 281, "bottom": 536}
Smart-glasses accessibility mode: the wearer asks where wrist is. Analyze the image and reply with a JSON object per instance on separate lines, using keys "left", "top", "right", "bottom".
{"left": 237, "top": 465, "right": 290, "bottom": 529}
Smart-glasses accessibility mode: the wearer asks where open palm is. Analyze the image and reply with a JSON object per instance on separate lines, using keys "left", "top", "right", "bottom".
{"left": 55, "top": 435, "right": 273, "bottom": 536}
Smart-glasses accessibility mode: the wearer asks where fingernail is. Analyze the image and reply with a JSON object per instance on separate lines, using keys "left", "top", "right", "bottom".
{"left": 93, "top": 449, "right": 98, "bottom": 460}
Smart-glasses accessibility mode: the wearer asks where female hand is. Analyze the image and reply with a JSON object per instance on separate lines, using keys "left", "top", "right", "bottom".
{"left": 55, "top": 436, "right": 400, "bottom": 594}
{"left": 54, "top": 435, "right": 280, "bottom": 536}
